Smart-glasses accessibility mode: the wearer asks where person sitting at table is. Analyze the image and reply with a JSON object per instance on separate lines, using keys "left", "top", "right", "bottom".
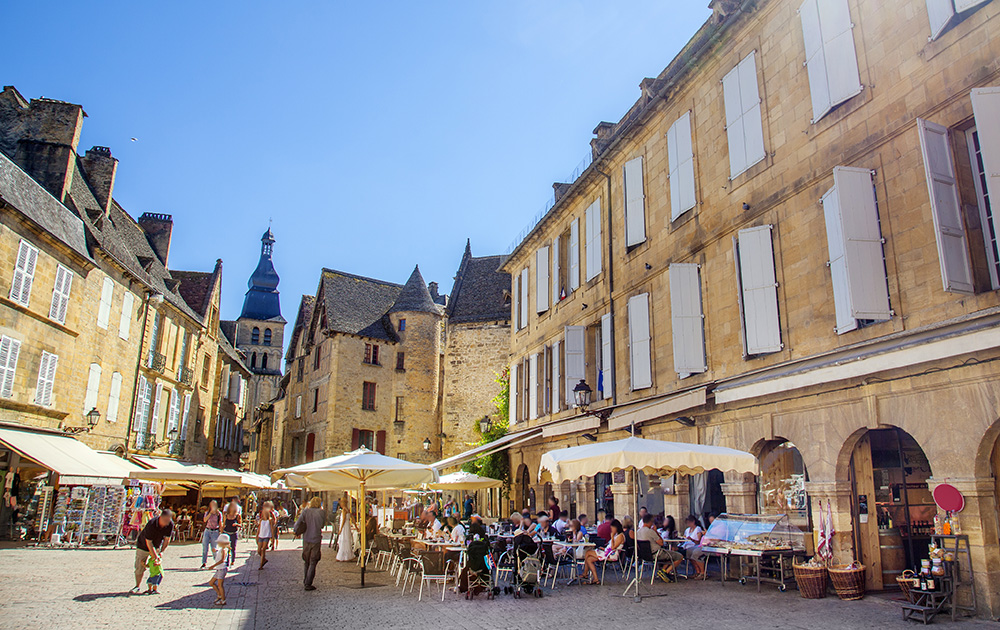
{"left": 447, "top": 516, "right": 466, "bottom": 544}
{"left": 578, "top": 514, "right": 589, "bottom": 530}
{"left": 506, "top": 512, "right": 521, "bottom": 533}
{"left": 553, "top": 511, "right": 569, "bottom": 535}
{"left": 596, "top": 512, "right": 613, "bottom": 542}
{"left": 637, "top": 514, "right": 683, "bottom": 581}
{"left": 637, "top": 506, "right": 648, "bottom": 525}
{"left": 520, "top": 509, "right": 532, "bottom": 523}
{"left": 582, "top": 519, "right": 625, "bottom": 585}
{"left": 659, "top": 515, "right": 679, "bottom": 542}
{"left": 621, "top": 516, "right": 636, "bottom": 551}
{"left": 681, "top": 514, "right": 706, "bottom": 579}
{"left": 536, "top": 514, "right": 555, "bottom": 539}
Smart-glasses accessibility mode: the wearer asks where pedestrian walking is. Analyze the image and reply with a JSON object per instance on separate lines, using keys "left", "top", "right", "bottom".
{"left": 208, "top": 533, "right": 231, "bottom": 606}
{"left": 256, "top": 501, "right": 277, "bottom": 569}
{"left": 335, "top": 492, "right": 355, "bottom": 562}
{"left": 145, "top": 555, "right": 163, "bottom": 594}
{"left": 200, "top": 500, "right": 221, "bottom": 568}
{"left": 222, "top": 498, "right": 241, "bottom": 560}
{"left": 295, "top": 496, "right": 327, "bottom": 591}
{"left": 132, "top": 509, "right": 173, "bottom": 594}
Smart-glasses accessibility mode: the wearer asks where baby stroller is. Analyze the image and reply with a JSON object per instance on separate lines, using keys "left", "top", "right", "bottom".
{"left": 462, "top": 536, "right": 498, "bottom": 599}
{"left": 503, "top": 532, "right": 544, "bottom": 598}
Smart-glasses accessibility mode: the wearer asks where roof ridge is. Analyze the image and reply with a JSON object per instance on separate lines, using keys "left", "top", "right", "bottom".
{"left": 321, "top": 267, "right": 403, "bottom": 287}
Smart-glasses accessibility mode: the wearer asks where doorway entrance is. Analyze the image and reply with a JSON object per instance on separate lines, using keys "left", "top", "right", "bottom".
{"left": 850, "top": 427, "right": 934, "bottom": 590}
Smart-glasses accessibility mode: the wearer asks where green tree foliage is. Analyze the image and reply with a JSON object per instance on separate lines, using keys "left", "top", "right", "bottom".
{"left": 462, "top": 368, "right": 510, "bottom": 494}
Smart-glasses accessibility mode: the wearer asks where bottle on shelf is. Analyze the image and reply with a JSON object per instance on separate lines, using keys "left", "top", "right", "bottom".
{"left": 927, "top": 575, "right": 936, "bottom": 591}
{"left": 942, "top": 513, "right": 951, "bottom": 536}
{"left": 934, "top": 514, "right": 942, "bottom": 535}
{"left": 952, "top": 514, "right": 961, "bottom": 535}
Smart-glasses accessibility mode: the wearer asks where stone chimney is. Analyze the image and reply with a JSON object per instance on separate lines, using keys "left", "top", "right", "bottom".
{"left": 79, "top": 146, "right": 118, "bottom": 213}
{"left": 553, "top": 182, "right": 573, "bottom": 203}
{"left": 591, "top": 121, "right": 616, "bottom": 159}
{"left": 138, "top": 213, "right": 173, "bottom": 267}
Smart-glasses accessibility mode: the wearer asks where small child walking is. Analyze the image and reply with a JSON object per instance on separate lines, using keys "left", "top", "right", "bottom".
{"left": 208, "top": 533, "right": 230, "bottom": 605}
{"left": 145, "top": 555, "right": 163, "bottom": 594}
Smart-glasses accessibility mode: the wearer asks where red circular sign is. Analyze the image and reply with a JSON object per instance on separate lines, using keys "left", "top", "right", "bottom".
{"left": 933, "top": 483, "right": 965, "bottom": 513}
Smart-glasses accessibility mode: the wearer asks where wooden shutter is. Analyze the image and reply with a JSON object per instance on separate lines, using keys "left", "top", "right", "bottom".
{"left": 822, "top": 167, "right": 891, "bottom": 333}
{"left": 585, "top": 199, "right": 602, "bottom": 281}
{"left": 736, "top": 226, "right": 783, "bottom": 355}
{"left": 166, "top": 389, "right": 180, "bottom": 433}
{"left": 119, "top": 292, "right": 134, "bottom": 340}
{"left": 107, "top": 372, "right": 123, "bottom": 423}
{"left": 627, "top": 294, "right": 653, "bottom": 389}
{"left": 564, "top": 325, "right": 586, "bottom": 404}
{"left": 668, "top": 111, "right": 697, "bottom": 220}
{"left": 623, "top": 157, "right": 647, "bottom": 246}
{"left": 551, "top": 340, "right": 561, "bottom": 412}
{"left": 0, "top": 336, "right": 20, "bottom": 398}
{"left": 150, "top": 381, "right": 164, "bottom": 434}
{"left": 536, "top": 247, "right": 549, "bottom": 313}
{"left": 925, "top": 0, "right": 955, "bottom": 39}
{"left": 509, "top": 362, "right": 518, "bottom": 425}
{"left": 34, "top": 351, "right": 58, "bottom": 406}
{"left": 528, "top": 353, "right": 538, "bottom": 420}
{"left": 351, "top": 428, "right": 361, "bottom": 450}
{"left": 134, "top": 375, "right": 149, "bottom": 435}
{"left": 83, "top": 363, "right": 102, "bottom": 414}
{"left": 48, "top": 265, "right": 72, "bottom": 324}
{"left": 519, "top": 268, "right": 529, "bottom": 327}
{"left": 97, "top": 277, "right": 114, "bottom": 329}
{"left": 917, "top": 119, "right": 974, "bottom": 294}
{"left": 669, "top": 264, "right": 707, "bottom": 376}
{"left": 376, "top": 430, "right": 386, "bottom": 454}
{"left": 600, "top": 312, "right": 614, "bottom": 398}
{"left": 551, "top": 237, "right": 560, "bottom": 304}
{"left": 511, "top": 273, "right": 519, "bottom": 328}
{"left": 569, "top": 218, "right": 581, "bottom": 290}
{"left": 10, "top": 240, "right": 39, "bottom": 306}
{"left": 723, "top": 52, "right": 765, "bottom": 179}
{"left": 295, "top": 395, "right": 302, "bottom": 418}
{"left": 800, "top": 0, "right": 863, "bottom": 123}
{"left": 972, "top": 88, "right": 1000, "bottom": 244}
{"left": 179, "top": 392, "right": 191, "bottom": 434}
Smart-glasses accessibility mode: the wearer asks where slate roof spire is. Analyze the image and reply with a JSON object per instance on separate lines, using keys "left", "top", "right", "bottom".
{"left": 389, "top": 265, "right": 440, "bottom": 314}
{"left": 240, "top": 227, "right": 282, "bottom": 320}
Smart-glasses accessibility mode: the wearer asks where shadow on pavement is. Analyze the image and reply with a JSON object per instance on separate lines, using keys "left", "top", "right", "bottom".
{"left": 73, "top": 591, "right": 133, "bottom": 602}
{"left": 154, "top": 588, "right": 239, "bottom": 610}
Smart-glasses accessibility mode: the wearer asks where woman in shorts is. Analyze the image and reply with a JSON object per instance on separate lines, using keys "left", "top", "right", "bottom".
{"left": 255, "top": 501, "right": 278, "bottom": 569}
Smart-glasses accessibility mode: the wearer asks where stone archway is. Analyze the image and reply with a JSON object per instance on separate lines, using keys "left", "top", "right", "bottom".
{"left": 514, "top": 463, "right": 531, "bottom": 512}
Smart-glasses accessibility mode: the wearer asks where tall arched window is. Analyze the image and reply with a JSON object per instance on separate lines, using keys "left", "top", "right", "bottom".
{"left": 251, "top": 327, "right": 260, "bottom": 344}
{"left": 263, "top": 328, "right": 272, "bottom": 345}
{"left": 251, "top": 352, "right": 257, "bottom": 368}
{"left": 261, "top": 353, "right": 268, "bottom": 370}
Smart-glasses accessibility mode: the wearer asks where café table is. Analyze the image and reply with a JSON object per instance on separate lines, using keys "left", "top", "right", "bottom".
{"left": 551, "top": 541, "right": 595, "bottom": 585}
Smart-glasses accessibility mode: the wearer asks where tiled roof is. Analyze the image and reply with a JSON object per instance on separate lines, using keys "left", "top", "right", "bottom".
{"left": 320, "top": 269, "right": 402, "bottom": 342}
{"left": 0, "top": 151, "right": 90, "bottom": 261}
{"left": 220, "top": 320, "right": 238, "bottom": 346}
{"left": 217, "top": 327, "right": 250, "bottom": 375}
{"left": 447, "top": 243, "right": 511, "bottom": 324}
{"left": 285, "top": 295, "right": 315, "bottom": 362}
{"left": 172, "top": 270, "right": 215, "bottom": 318}
{"left": 389, "top": 265, "right": 441, "bottom": 315}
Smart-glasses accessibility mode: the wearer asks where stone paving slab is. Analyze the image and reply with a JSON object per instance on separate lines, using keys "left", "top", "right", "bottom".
{"left": 0, "top": 532, "right": 992, "bottom": 630}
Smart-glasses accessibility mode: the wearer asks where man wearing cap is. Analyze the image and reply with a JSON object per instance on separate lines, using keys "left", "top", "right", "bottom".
{"left": 132, "top": 509, "right": 174, "bottom": 594}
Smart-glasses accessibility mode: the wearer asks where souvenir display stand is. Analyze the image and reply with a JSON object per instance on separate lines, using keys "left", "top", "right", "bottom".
{"left": 121, "top": 482, "right": 162, "bottom": 546}
{"left": 700, "top": 513, "right": 805, "bottom": 592}
{"left": 50, "top": 486, "right": 89, "bottom": 544}
{"left": 80, "top": 485, "right": 127, "bottom": 545}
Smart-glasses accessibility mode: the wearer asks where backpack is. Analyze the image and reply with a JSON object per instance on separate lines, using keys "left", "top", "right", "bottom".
{"left": 519, "top": 557, "right": 542, "bottom": 585}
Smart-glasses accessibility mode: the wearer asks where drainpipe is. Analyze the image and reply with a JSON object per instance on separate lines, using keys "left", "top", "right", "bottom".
{"left": 595, "top": 167, "right": 617, "bottom": 406}
{"left": 123, "top": 291, "right": 160, "bottom": 456}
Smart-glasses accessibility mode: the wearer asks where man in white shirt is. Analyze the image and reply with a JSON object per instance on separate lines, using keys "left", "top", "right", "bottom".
{"left": 553, "top": 513, "right": 569, "bottom": 534}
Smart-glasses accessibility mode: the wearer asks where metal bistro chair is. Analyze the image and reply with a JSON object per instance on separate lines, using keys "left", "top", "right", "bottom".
{"left": 373, "top": 533, "right": 394, "bottom": 570}
{"left": 599, "top": 547, "right": 628, "bottom": 585}
{"left": 401, "top": 551, "right": 455, "bottom": 601}
{"left": 542, "top": 541, "right": 575, "bottom": 589}
{"left": 635, "top": 540, "right": 671, "bottom": 585}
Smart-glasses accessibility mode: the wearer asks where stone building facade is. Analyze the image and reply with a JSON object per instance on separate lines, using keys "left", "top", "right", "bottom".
{"left": 491, "top": 0, "right": 1000, "bottom": 613}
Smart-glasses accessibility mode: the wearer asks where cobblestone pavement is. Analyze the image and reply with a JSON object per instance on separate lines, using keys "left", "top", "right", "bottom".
{"left": 0, "top": 533, "right": 993, "bottom": 630}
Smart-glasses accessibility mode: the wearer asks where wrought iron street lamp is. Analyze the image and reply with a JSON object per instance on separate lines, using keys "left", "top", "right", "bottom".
{"left": 422, "top": 437, "right": 431, "bottom": 451}
{"left": 63, "top": 408, "right": 101, "bottom": 434}
{"left": 479, "top": 415, "right": 491, "bottom": 434}
{"left": 572, "top": 379, "right": 613, "bottom": 421}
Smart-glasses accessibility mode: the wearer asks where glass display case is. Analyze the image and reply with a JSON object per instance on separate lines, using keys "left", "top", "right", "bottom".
{"left": 701, "top": 513, "right": 805, "bottom": 553}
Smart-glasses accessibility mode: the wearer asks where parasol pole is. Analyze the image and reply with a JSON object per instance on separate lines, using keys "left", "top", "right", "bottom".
{"left": 634, "top": 466, "right": 641, "bottom": 602}
{"left": 359, "top": 480, "right": 367, "bottom": 587}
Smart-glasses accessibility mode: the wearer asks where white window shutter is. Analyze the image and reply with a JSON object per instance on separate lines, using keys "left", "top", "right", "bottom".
{"left": 723, "top": 62, "right": 747, "bottom": 178}
{"left": 48, "top": 265, "right": 72, "bottom": 324}
{"left": 823, "top": 179, "right": 861, "bottom": 333}
{"left": 669, "top": 264, "right": 707, "bottom": 376}
{"left": 564, "top": 325, "right": 586, "bottom": 404}
{"left": 83, "top": 363, "right": 102, "bottom": 414}
{"left": 180, "top": 392, "right": 192, "bottom": 435}
{"left": 627, "top": 294, "right": 653, "bottom": 389}
{"left": 295, "top": 395, "right": 302, "bottom": 418}
{"left": 134, "top": 376, "right": 149, "bottom": 435}
{"left": 0, "top": 336, "right": 20, "bottom": 398}
{"left": 528, "top": 354, "right": 538, "bottom": 420}
{"left": 119, "top": 292, "right": 134, "bottom": 340}
{"left": 551, "top": 237, "right": 560, "bottom": 303}
{"left": 519, "top": 268, "right": 529, "bottom": 327}
{"left": 35, "top": 351, "right": 58, "bottom": 407}
{"left": 668, "top": 111, "right": 697, "bottom": 220}
{"left": 107, "top": 372, "right": 122, "bottom": 423}
{"left": 569, "top": 218, "right": 581, "bottom": 290}
{"left": 585, "top": 199, "right": 603, "bottom": 281}
{"left": 536, "top": 247, "right": 550, "bottom": 313}
{"left": 917, "top": 119, "right": 974, "bottom": 294}
{"left": 955, "top": 0, "right": 989, "bottom": 11}
{"left": 508, "top": 362, "right": 518, "bottom": 425}
{"left": 623, "top": 157, "right": 647, "bottom": 246}
{"left": 150, "top": 381, "right": 164, "bottom": 434}
{"left": 10, "top": 240, "right": 39, "bottom": 307}
{"left": 723, "top": 53, "right": 766, "bottom": 179}
{"left": 736, "top": 226, "right": 783, "bottom": 354}
{"left": 600, "top": 312, "right": 614, "bottom": 398}
{"left": 551, "top": 340, "right": 561, "bottom": 412}
{"left": 925, "top": 0, "right": 955, "bottom": 39}
{"left": 800, "top": 0, "right": 862, "bottom": 123}
{"left": 167, "top": 389, "right": 180, "bottom": 433}
{"left": 511, "top": 273, "right": 519, "bottom": 329}
{"left": 972, "top": 88, "right": 1000, "bottom": 238}
{"left": 97, "top": 277, "right": 114, "bottom": 329}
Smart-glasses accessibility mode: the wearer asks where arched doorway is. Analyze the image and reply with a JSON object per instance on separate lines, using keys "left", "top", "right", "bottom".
{"left": 850, "top": 427, "right": 934, "bottom": 590}
{"left": 515, "top": 464, "right": 531, "bottom": 512}
{"left": 305, "top": 432, "right": 316, "bottom": 463}
{"left": 758, "top": 440, "right": 811, "bottom": 551}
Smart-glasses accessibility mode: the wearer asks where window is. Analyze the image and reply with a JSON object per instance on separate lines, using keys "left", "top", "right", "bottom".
{"left": 569, "top": 218, "right": 580, "bottom": 292}
{"left": 395, "top": 396, "right": 404, "bottom": 422}
{"left": 669, "top": 264, "right": 707, "bottom": 377}
{"left": 362, "top": 382, "right": 376, "bottom": 410}
{"left": 917, "top": 119, "right": 975, "bottom": 294}
{"left": 178, "top": 331, "right": 190, "bottom": 370}
{"left": 799, "top": 0, "right": 863, "bottom": 123}
{"left": 542, "top": 345, "right": 552, "bottom": 416}
{"left": 508, "top": 361, "right": 518, "bottom": 425}
{"left": 149, "top": 382, "right": 164, "bottom": 435}
{"left": 313, "top": 344, "right": 322, "bottom": 370}
{"left": 83, "top": 363, "right": 102, "bottom": 414}
{"left": 119, "top": 292, "right": 134, "bottom": 341}
{"left": 263, "top": 328, "right": 272, "bottom": 345}
{"left": 0, "top": 335, "right": 21, "bottom": 398}
{"left": 364, "top": 343, "right": 380, "bottom": 365}
{"left": 623, "top": 157, "right": 647, "bottom": 247}
{"left": 48, "top": 264, "right": 73, "bottom": 324}
{"left": 969, "top": 126, "right": 999, "bottom": 289}
{"left": 512, "top": 268, "right": 529, "bottom": 330}
{"left": 734, "top": 225, "right": 783, "bottom": 355}
{"left": 722, "top": 51, "right": 766, "bottom": 179}
{"left": 971, "top": 88, "right": 1000, "bottom": 288}
{"left": 625, "top": 294, "right": 652, "bottom": 390}
{"left": 297, "top": 357, "right": 304, "bottom": 382}
{"left": 251, "top": 327, "right": 260, "bottom": 344}
{"left": 667, "top": 111, "right": 697, "bottom": 220}
{"left": 600, "top": 312, "right": 614, "bottom": 398}
{"left": 396, "top": 352, "right": 405, "bottom": 370}
{"left": 564, "top": 325, "right": 586, "bottom": 407}
{"left": 251, "top": 352, "right": 258, "bottom": 369}
{"left": 821, "top": 166, "right": 892, "bottom": 334}
{"left": 148, "top": 311, "right": 161, "bottom": 363}
{"left": 97, "top": 277, "right": 114, "bottom": 329}
{"left": 295, "top": 395, "right": 302, "bottom": 418}
{"left": 261, "top": 353, "right": 268, "bottom": 370}
{"left": 399, "top": 319, "right": 406, "bottom": 332}
{"left": 550, "top": 340, "right": 561, "bottom": 413}
{"left": 107, "top": 372, "right": 123, "bottom": 423}
{"left": 312, "top": 388, "right": 319, "bottom": 413}
{"left": 926, "top": 0, "right": 990, "bottom": 40}
{"left": 167, "top": 389, "right": 181, "bottom": 436}
{"left": 535, "top": 246, "right": 550, "bottom": 313}
{"left": 354, "top": 429, "right": 375, "bottom": 451}
{"left": 201, "top": 353, "right": 211, "bottom": 386}
{"left": 585, "top": 200, "right": 602, "bottom": 281}
{"left": 528, "top": 353, "right": 538, "bottom": 420}
{"left": 34, "top": 351, "right": 58, "bottom": 407}
{"left": 133, "top": 376, "right": 152, "bottom": 436}
{"left": 10, "top": 240, "right": 38, "bottom": 307}
{"left": 306, "top": 432, "right": 315, "bottom": 462}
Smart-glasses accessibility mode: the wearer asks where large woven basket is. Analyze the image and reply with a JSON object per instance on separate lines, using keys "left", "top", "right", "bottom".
{"left": 828, "top": 564, "right": 866, "bottom": 600}
{"left": 896, "top": 570, "right": 918, "bottom": 602}
{"left": 793, "top": 563, "right": 828, "bottom": 599}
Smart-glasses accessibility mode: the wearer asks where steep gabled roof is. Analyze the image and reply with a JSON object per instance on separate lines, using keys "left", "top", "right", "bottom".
{"left": 319, "top": 269, "right": 402, "bottom": 342}
{"left": 220, "top": 320, "right": 238, "bottom": 347}
{"left": 172, "top": 269, "right": 216, "bottom": 318}
{"left": 389, "top": 265, "right": 441, "bottom": 315}
{"left": 285, "top": 295, "right": 316, "bottom": 362}
{"left": 447, "top": 242, "right": 511, "bottom": 324}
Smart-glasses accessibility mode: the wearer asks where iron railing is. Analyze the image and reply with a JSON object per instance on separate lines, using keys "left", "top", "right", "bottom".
{"left": 179, "top": 367, "right": 194, "bottom": 386}
{"left": 168, "top": 439, "right": 186, "bottom": 457}
{"left": 147, "top": 351, "right": 166, "bottom": 372}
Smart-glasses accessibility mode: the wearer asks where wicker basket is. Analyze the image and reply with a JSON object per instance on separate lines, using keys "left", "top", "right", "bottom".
{"left": 896, "top": 570, "right": 917, "bottom": 602}
{"left": 793, "top": 563, "right": 829, "bottom": 599}
{"left": 828, "top": 564, "right": 866, "bottom": 600}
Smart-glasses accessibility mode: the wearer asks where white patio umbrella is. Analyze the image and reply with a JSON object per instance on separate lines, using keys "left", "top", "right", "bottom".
{"left": 128, "top": 462, "right": 258, "bottom": 506}
{"left": 427, "top": 470, "right": 503, "bottom": 490}
{"left": 538, "top": 435, "right": 757, "bottom": 602}
{"left": 272, "top": 447, "right": 439, "bottom": 586}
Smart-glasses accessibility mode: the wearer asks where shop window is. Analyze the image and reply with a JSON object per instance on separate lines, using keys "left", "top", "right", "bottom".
{"left": 758, "top": 441, "right": 811, "bottom": 536}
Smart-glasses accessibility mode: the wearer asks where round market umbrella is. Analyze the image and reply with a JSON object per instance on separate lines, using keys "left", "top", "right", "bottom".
{"left": 427, "top": 470, "right": 503, "bottom": 491}
{"left": 538, "top": 436, "right": 757, "bottom": 602}
{"left": 272, "top": 448, "right": 438, "bottom": 586}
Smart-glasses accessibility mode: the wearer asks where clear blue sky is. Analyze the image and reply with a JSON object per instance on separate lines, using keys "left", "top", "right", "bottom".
{"left": 7, "top": 1, "right": 711, "bottom": 328}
